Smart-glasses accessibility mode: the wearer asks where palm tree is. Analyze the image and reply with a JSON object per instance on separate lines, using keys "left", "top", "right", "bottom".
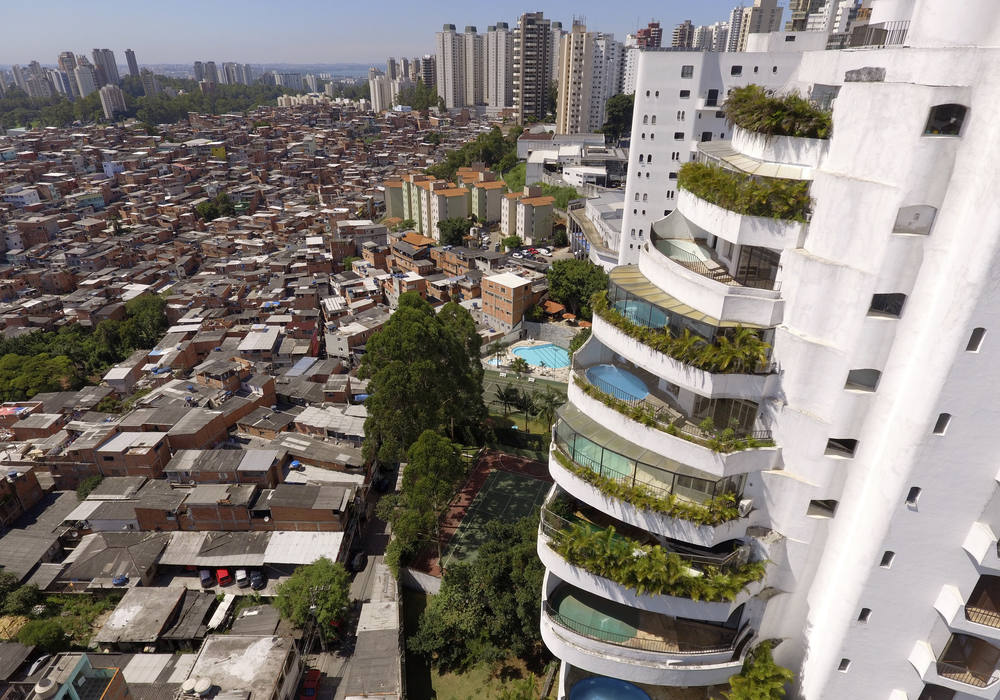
{"left": 535, "top": 387, "right": 564, "bottom": 432}
{"left": 671, "top": 329, "right": 706, "bottom": 365}
{"left": 487, "top": 341, "right": 505, "bottom": 367}
{"left": 515, "top": 389, "right": 537, "bottom": 431}
{"left": 510, "top": 356, "right": 530, "bottom": 376}
{"left": 494, "top": 385, "right": 518, "bottom": 415}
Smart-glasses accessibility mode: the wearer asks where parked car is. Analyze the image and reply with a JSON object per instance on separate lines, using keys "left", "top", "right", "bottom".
{"left": 235, "top": 569, "right": 249, "bottom": 588}
{"left": 199, "top": 569, "right": 214, "bottom": 588}
{"left": 299, "top": 669, "right": 322, "bottom": 700}
{"left": 350, "top": 551, "right": 367, "bottom": 572}
{"left": 216, "top": 568, "right": 234, "bottom": 586}
{"left": 512, "top": 252, "right": 523, "bottom": 259}
{"left": 250, "top": 570, "right": 266, "bottom": 590}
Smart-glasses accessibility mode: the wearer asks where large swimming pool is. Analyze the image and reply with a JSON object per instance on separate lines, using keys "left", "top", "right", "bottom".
{"left": 512, "top": 344, "right": 570, "bottom": 368}
{"left": 585, "top": 364, "right": 649, "bottom": 402}
{"left": 569, "top": 678, "right": 650, "bottom": 700}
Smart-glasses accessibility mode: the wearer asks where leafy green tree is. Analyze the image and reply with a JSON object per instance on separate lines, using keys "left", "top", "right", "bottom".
{"left": 195, "top": 191, "right": 236, "bottom": 222}
{"left": 394, "top": 218, "right": 417, "bottom": 232}
{"left": 0, "top": 571, "right": 20, "bottom": 599}
{"left": 76, "top": 475, "right": 103, "bottom": 501}
{"left": 341, "top": 256, "right": 360, "bottom": 270}
{"left": 725, "top": 643, "right": 794, "bottom": 700}
{"left": 568, "top": 328, "right": 591, "bottom": 355}
{"left": 3, "top": 584, "right": 40, "bottom": 615}
{"left": 426, "top": 126, "right": 520, "bottom": 181}
{"left": 437, "top": 217, "right": 473, "bottom": 247}
{"left": 503, "top": 163, "right": 526, "bottom": 193}
{"left": 274, "top": 557, "right": 351, "bottom": 639}
{"left": 601, "top": 93, "right": 635, "bottom": 144}
{"left": 538, "top": 183, "right": 580, "bottom": 210}
{"left": 547, "top": 259, "right": 608, "bottom": 318}
{"left": 409, "top": 515, "right": 544, "bottom": 670}
{"left": 359, "top": 293, "right": 485, "bottom": 462}
{"left": 17, "top": 619, "right": 68, "bottom": 653}
{"left": 376, "top": 430, "right": 468, "bottom": 571}
{"left": 502, "top": 235, "right": 522, "bottom": 250}
{"left": 552, "top": 228, "right": 568, "bottom": 247}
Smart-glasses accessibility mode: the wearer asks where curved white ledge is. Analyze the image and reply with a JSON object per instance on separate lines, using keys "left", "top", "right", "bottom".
{"left": 730, "top": 125, "right": 828, "bottom": 172}
{"left": 538, "top": 533, "right": 761, "bottom": 622}
{"left": 674, "top": 189, "right": 807, "bottom": 251}
{"left": 591, "top": 315, "right": 776, "bottom": 401}
{"left": 548, "top": 449, "right": 761, "bottom": 548}
{"left": 638, "top": 237, "right": 784, "bottom": 329}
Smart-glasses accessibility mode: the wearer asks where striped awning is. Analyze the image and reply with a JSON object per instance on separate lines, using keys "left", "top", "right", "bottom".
{"left": 697, "top": 141, "right": 814, "bottom": 180}
{"left": 609, "top": 266, "right": 763, "bottom": 330}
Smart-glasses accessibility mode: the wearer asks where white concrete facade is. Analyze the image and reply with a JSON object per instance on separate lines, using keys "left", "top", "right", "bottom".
{"left": 542, "top": 2, "right": 1000, "bottom": 699}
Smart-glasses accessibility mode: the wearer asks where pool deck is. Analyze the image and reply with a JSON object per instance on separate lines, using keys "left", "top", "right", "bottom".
{"left": 483, "top": 339, "right": 571, "bottom": 382}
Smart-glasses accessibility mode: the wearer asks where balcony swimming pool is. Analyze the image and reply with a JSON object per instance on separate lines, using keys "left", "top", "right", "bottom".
{"left": 585, "top": 364, "right": 650, "bottom": 402}
{"left": 613, "top": 299, "right": 669, "bottom": 329}
{"left": 569, "top": 677, "right": 650, "bottom": 700}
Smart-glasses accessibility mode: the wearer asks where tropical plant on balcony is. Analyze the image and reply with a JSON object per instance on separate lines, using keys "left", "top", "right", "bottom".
{"left": 724, "top": 84, "right": 832, "bottom": 140}
{"left": 677, "top": 162, "right": 812, "bottom": 223}
{"left": 725, "top": 642, "right": 794, "bottom": 700}
{"left": 550, "top": 521, "right": 767, "bottom": 601}
{"left": 551, "top": 448, "right": 742, "bottom": 525}
{"left": 591, "top": 290, "right": 773, "bottom": 376}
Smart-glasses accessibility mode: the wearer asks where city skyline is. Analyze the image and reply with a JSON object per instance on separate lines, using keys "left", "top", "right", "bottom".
{"left": 0, "top": 0, "right": 740, "bottom": 65}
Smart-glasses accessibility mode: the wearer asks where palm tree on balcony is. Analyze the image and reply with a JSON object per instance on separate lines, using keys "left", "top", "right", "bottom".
{"left": 672, "top": 329, "right": 707, "bottom": 365}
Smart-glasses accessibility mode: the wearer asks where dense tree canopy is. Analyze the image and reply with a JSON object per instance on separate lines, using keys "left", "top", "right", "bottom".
{"left": 195, "top": 192, "right": 237, "bottom": 222}
{"left": 274, "top": 557, "right": 351, "bottom": 639}
{"left": 601, "top": 93, "right": 635, "bottom": 144}
{"left": 409, "top": 515, "right": 544, "bottom": 671}
{"left": 359, "top": 293, "right": 485, "bottom": 462}
{"left": 396, "top": 80, "right": 439, "bottom": 111}
{"left": 0, "top": 293, "right": 167, "bottom": 399}
{"left": 725, "top": 643, "right": 794, "bottom": 700}
{"left": 546, "top": 259, "right": 609, "bottom": 318}
{"left": 18, "top": 619, "right": 68, "bottom": 653}
{"left": 436, "top": 217, "right": 473, "bottom": 247}
{"left": 376, "top": 430, "right": 468, "bottom": 572}
{"left": 426, "top": 126, "right": 522, "bottom": 181}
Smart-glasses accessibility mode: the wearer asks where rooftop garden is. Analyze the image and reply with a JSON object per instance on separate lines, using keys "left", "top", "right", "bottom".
{"left": 724, "top": 84, "right": 832, "bottom": 140}
{"left": 551, "top": 447, "right": 742, "bottom": 526}
{"left": 547, "top": 517, "right": 766, "bottom": 601}
{"left": 591, "top": 290, "right": 773, "bottom": 375}
{"left": 677, "top": 161, "right": 812, "bottom": 223}
{"left": 572, "top": 375, "right": 774, "bottom": 453}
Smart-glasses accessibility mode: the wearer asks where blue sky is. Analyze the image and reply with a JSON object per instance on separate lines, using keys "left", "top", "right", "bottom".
{"left": 1, "top": 0, "right": 742, "bottom": 66}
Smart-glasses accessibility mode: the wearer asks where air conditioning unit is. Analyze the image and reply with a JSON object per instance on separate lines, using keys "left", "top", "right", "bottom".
{"left": 738, "top": 499, "right": 753, "bottom": 517}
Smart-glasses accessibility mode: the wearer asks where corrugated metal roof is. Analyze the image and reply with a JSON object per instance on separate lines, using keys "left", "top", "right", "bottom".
{"left": 264, "top": 532, "right": 343, "bottom": 565}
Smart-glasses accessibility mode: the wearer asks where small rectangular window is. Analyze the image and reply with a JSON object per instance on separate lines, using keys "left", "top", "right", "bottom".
{"left": 681, "top": 65, "right": 694, "bottom": 78}
{"left": 679, "top": 90, "right": 690, "bottom": 98}
{"left": 858, "top": 608, "right": 871, "bottom": 623}
{"left": 807, "top": 500, "right": 838, "bottom": 518}
{"left": 838, "top": 658, "right": 851, "bottom": 672}
{"left": 879, "top": 551, "right": 895, "bottom": 568}
{"left": 868, "top": 293, "right": 906, "bottom": 318}
{"left": 674, "top": 132, "right": 684, "bottom": 140}
{"left": 668, "top": 172, "right": 678, "bottom": 180}
{"left": 825, "top": 438, "right": 857, "bottom": 458}
{"left": 785, "top": 35, "right": 796, "bottom": 42}
{"left": 701, "top": 131, "right": 713, "bottom": 142}
{"left": 845, "top": 369, "right": 881, "bottom": 392}
{"left": 730, "top": 65, "right": 743, "bottom": 76}
{"left": 905, "top": 487, "right": 921, "bottom": 506}
{"left": 967, "top": 327, "right": 987, "bottom": 352}
{"left": 933, "top": 413, "right": 951, "bottom": 435}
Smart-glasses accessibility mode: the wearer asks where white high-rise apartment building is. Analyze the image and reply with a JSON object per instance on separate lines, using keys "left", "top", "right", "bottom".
{"left": 368, "top": 69, "right": 391, "bottom": 112}
{"left": 462, "top": 26, "right": 484, "bottom": 106}
{"left": 92, "top": 48, "right": 120, "bottom": 85}
{"left": 98, "top": 85, "right": 126, "bottom": 120}
{"left": 618, "top": 48, "right": 802, "bottom": 264}
{"left": 550, "top": 21, "right": 565, "bottom": 86}
{"left": 435, "top": 24, "right": 464, "bottom": 109}
{"left": 733, "top": 0, "right": 785, "bottom": 51}
{"left": 556, "top": 24, "right": 623, "bottom": 135}
{"left": 621, "top": 35, "right": 639, "bottom": 95}
{"left": 73, "top": 64, "right": 97, "bottom": 98}
{"left": 486, "top": 22, "right": 514, "bottom": 108}
{"left": 542, "top": 2, "right": 1000, "bottom": 700}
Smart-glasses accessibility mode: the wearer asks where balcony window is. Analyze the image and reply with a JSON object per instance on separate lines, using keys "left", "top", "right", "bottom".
{"left": 924, "top": 104, "right": 968, "bottom": 136}
{"left": 807, "top": 499, "right": 838, "bottom": 518}
{"left": 966, "top": 576, "right": 1000, "bottom": 629}
{"left": 825, "top": 438, "right": 857, "bottom": 458}
{"left": 917, "top": 686, "right": 956, "bottom": 700}
{"left": 731, "top": 65, "right": 743, "bottom": 77}
{"left": 845, "top": 368, "right": 881, "bottom": 392}
{"left": 937, "top": 633, "right": 1000, "bottom": 688}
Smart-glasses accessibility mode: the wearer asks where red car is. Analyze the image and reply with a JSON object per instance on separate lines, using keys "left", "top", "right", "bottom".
{"left": 299, "top": 669, "right": 321, "bottom": 700}
{"left": 215, "top": 568, "right": 234, "bottom": 586}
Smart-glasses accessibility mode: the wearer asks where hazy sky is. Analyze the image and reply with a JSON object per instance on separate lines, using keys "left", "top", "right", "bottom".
{"left": 1, "top": 0, "right": 743, "bottom": 66}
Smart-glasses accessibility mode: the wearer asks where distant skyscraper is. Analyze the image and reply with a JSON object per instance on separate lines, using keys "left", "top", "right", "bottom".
{"left": 486, "top": 22, "right": 514, "bottom": 108}
{"left": 204, "top": 61, "right": 219, "bottom": 84}
{"left": 435, "top": 24, "right": 464, "bottom": 109}
{"left": 304, "top": 74, "right": 319, "bottom": 92}
{"left": 419, "top": 54, "right": 436, "bottom": 90}
{"left": 140, "top": 69, "right": 161, "bottom": 97}
{"left": 193, "top": 61, "right": 205, "bottom": 82}
{"left": 99, "top": 84, "right": 127, "bottom": 120}
{"left": 243, "top": 64, "right": 254, "bottom": 84}
{"left": 672, "top": 20, "right": 696, "bottom": 48}
{"left": 786, "top": 0, "right": 825, "bottom": 30}
{"left": 92, "top": 49, "right": 120, "bottom": 86}
{"left": 48, "top": 69, "right": 73, "bottom": 98}
{"left": 386, "top": 58, "right": 398, "bottom": 81}
{"left": 513, "top": 11, "right": 553, "bottom": 123}
{"left": 731, "top": 0, "right": 784, "bottom": 51}
{"left": 636, "top": 21, "right": 663, "bottom": 48}
{"left": 368, "top": 68, "right": 390, "bottom": 112}
{"left": 463, "top": 26, "right": 485, "bottom": 106}
{"left": 556, "top": 23, "right": 623, "bottom": 134}
{"left": 727, "top": 6, "right": 747, "bottom": 50}
{"left": 400, "top": 58, "right": 410, "bottom": 81}
{"left": 24, "top": 62, "right": 53, "bottom": 99}
{"left": 73, "top": 63, "right": 97, "bottom": 98}
{"left": 57, "top": 52, "right": 79, "bottom": 98}
{"left": 273, "top": 72, "right": 303, "bottom": 90}
{"left": 11, "top": 64, "right": 27, "bottom": 93}
{"left": 125, "top": 49, "right": 140, "bottom": 78}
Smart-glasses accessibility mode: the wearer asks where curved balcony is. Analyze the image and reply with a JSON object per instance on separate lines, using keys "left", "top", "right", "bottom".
{"left": 911, "top": 634, "right": 1000, "bottom": 699}
{"left": 730, "top": 125, "right": 828, "bottom": 172}
{"left": 674, "top": 188, "right": 806, "bottom": 251}
{"left": 568, "top": 378, "right": 777, "bottom": 479}
{"left": 538, "top": 504, "right": 763, "bottom": 622}
{"left": 591, "top": 313, "right": 773, "bottom": 401}
{"left": 935, "top": 579, "right": 1000, "bottom": 643}
{"left": 549, "top": 420, "right": 761, "bottom": 549}
{"left": 640, "top": 215, "right": 783, "bottom": 329}
{"left": 541, "top": 575, "right": 751, "bottom": 687}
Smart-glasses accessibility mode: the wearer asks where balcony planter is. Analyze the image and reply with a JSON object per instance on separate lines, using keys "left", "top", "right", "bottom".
{"left": 674, "top": 189, "right": 807, "bottom": 250}
{"left": 731, "top": 125, "right": 828, "bottom": 171}
{"left": 591, "top": 315, "right": 773, "bottom": 400}
{"left": 548, "top": 448, "right": 759, "bottom": 548}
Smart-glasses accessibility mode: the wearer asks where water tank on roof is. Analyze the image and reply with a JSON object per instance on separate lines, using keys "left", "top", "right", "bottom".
{"left": 181, "top": 679, "right": 198, "bottom": 695}
{"left": 34, "top": 679, "right": 57, "bottom": 700}
{"left": 194, "top": 678, "right": 212, "bottom": 696}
